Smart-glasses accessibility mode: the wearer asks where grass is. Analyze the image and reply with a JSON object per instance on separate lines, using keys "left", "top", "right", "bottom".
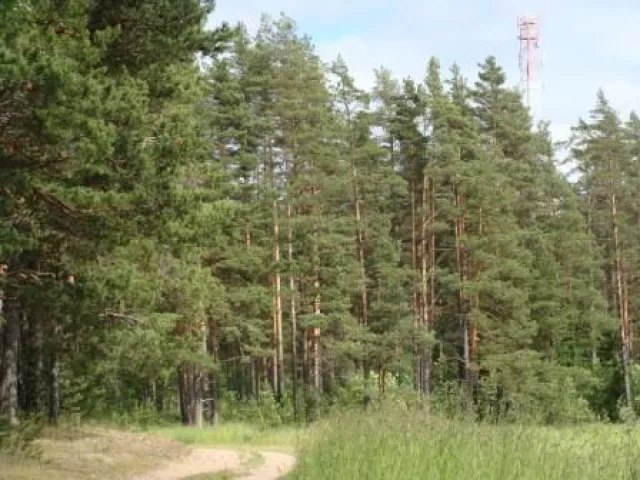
{"left": 1, "top": 425, "right": 188, "bottom": 480}
{"left": 149, "top": 421, "right": 305, "bottom": 453}
{"left": 182, "top": 472, "right": 236, "bottom": 480}
{"left": 7, "top": 410, "right": 640, "bottom": 480}
{"left": 2, "top": 419, "right": 302, "bottom": 480}
{"left": 289, "top": 409, "right": 640, "bottom": 480}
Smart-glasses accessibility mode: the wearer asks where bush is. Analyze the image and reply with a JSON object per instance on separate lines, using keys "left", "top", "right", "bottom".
{"left": 0, "top": 415, "right": 44, "bottom": 457}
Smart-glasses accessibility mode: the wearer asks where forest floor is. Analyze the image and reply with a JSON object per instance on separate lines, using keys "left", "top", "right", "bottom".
{"left": 1, "top": 424, "right": 299, "bottom": 480}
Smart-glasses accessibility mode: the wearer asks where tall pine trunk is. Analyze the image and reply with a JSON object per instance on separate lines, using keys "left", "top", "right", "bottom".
{"left": 611, "top": 189, "right": 633, "bottom": 409}
{"left": 0, "top": 297, "right": 19, "bottom": 425}
{"left": 586, "top": 192, "right": 599, "bottom": 365}
{"left": 34, "top": 313, "right": 46, "bottom": 412}
{"left": 454, "top": 185, "right": 472, "bottom": 408}
{"left": 48, "top": 329, "right": 60, "bottom": 425}
{"left": 287, "top": 203, "right": 299, "bottom": 420}
{"left": 471, "top": 207, "right": 483, "bottom": 390}
{"left": 419, "top": 171, "right": 434, "bottom": 396}
{"left": 352, "top": 158, "right": 369, "bottom": 378}
{"left": 208, "top": 317, "right": 220, "bottom": 425}
{"left": 312, "top": 282, "right": 321, "bottom": 391}
{"left": 411, "top": 179, "right": 420, "bottom": 392}
{"left": 272, "top": 200, "right": 284, "bottom": 402}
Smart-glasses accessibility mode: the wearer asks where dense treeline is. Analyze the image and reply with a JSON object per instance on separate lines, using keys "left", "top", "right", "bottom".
{"left": 1, "top": 1, "right": 638, "bottom": 431}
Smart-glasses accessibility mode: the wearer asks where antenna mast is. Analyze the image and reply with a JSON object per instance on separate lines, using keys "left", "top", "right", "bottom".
{"left": 517, "top": 15, "right": 541, "bottom": 120}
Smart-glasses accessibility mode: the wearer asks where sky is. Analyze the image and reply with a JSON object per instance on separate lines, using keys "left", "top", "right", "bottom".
{"left": 209, "top": 0, "right": 640, "bottom": 145}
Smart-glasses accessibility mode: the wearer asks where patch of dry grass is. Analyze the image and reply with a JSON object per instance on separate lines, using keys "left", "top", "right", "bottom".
{"left": 182, "top": 472, "right": 236, "bottom": 480}
{"left": 2, "top": 426, "right": 187, "bottom": 480}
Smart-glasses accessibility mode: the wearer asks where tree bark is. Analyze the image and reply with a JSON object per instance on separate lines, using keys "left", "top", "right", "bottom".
{"left": 411, "top": 181, "right": 420, "bottom": 392}
{"left": 48, "top": 343, "right": 60, "bottom": 425}
{"left": 209, "top": 318, "right": 220, "bottom": 425}
{"left": 178, "top": 365, "right": 189, "bottom": 424}
{"left": 312, "top": 281, "right": 321, "bottom": 390}
{"left": 419, "top": 172, "right": 435, "bottom": 397}
{"left": 272, "top": 204, "right": 284, "bottom": 401}
{"left": 470, "top": 207, "right": 483, "bottom": 391}
{"left": 586, "top": 192, "right": 599, "bottom": 365}
{"left": 611, "top": 189, "right": 633, "bottom": 409}
{"left": 0, "top": 298, "right": 19, "bottom": 425}
{"left": 455, "top": 185, "right": 473, "bottom": 408}
{"left": 34, "top": 313, "right": 46, "bottom": 413}
{"left": 352, "top": 167, "right": 367, "bottom": 315}
{"left": 287, "top": 203, "right": 298, "bottom": 420}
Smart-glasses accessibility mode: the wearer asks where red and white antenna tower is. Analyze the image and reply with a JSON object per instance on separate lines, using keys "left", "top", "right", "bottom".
{"left": 517, "top": 15, "right": 542, "bottom": 119}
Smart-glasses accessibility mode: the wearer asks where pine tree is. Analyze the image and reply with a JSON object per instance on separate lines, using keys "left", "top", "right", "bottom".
{"left": 329, "top": 57, "right": 412, "bottom": 395}
{"left": 381, "top": 75, "right": 425, "bottom": 393}
{"left": 571, "top": 91, "right": 635, "bottom": 411}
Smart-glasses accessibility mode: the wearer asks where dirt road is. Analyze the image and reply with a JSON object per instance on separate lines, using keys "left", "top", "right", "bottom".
{"left": 128, "top": 447, "right": 297, "bottom": 480}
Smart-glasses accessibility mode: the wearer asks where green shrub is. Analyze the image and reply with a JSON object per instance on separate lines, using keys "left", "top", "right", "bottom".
{"left": 0, "top": 415, "right": 44, "bottom": 457}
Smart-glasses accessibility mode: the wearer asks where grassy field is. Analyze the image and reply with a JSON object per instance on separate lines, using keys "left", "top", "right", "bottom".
{"left": 4, "top": 412, "right": 640, "bottom": 479}
{"left": 289, "top": 410, "right": 640, "bottom": 480}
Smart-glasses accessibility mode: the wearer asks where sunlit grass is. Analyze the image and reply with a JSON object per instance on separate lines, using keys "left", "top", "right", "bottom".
{"left": 150, "top": 421, "right": 306, "bottom": 453}
{"left": 289, "top": 410, "right": 640, "bottom": 480}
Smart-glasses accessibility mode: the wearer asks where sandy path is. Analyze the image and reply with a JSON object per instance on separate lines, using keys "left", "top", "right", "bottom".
{"left": 128, "top": 447, "right": 296, "bottom": 480}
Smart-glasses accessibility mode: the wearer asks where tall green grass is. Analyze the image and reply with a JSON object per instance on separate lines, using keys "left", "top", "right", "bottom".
{"left": 290, "top": 410, "right": 640, "bottom": 479}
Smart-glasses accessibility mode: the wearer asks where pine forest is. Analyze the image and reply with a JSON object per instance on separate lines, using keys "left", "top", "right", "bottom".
{"left": 3, "top": 1, "right": 640, "bottom": 438}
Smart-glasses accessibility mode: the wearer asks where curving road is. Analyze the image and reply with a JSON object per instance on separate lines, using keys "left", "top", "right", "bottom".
{"left": 129, "top": 447, "right": 296, "bottom": 480}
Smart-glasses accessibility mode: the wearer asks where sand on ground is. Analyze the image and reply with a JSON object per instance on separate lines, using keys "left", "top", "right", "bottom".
{"left": 128, "top": 447, "right": 296, "bottom": 480}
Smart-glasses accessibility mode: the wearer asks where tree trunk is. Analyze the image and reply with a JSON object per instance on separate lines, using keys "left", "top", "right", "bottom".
{"left": 208, "top": 317, "right": 220, "bottom": 425}
{"left": 0, "top": 298, "right": 20, "bottom": 425}
{"left": 586, "top": 192, "right": 599, "bottom": 366}
{"left": 352, "top": 158, "right": 369, "bottom": 379}
{"left": 411, "top": 182, "right": 420, "bottom": 392}
{"left": 154, "top": 378, "right": 164, "bottom": 414}
{"left": 470, "top": 207, "right": 483, "bottom": 393}
{"left": 194, "top": 368, "right": 203, "bottom": 429}
{"left": 48, "top": 344, "right": 60, "bottom": 425}
{"left": 455, "top": 186, "right": 473, "bottom": 408}
{"left": 34, "top": 313, "right": 46, "bottom": 413}
{"left": 623, "top": 266, "right": 631, "bottom": 359}
{"left": 420, "top": 172, "right": 435, "bottom": 397}
{"left": 611, "top": 190, "right": 633, "bottom": 409}
{"left": 312, "top": 282, "right": 321, "bottom": 390}
{"left": 287, "top": 203, "right": 299, "bottom": 420}
{"left": 310, "top": 185, "right": 322, "bottom": 394}
{"left": 273, "top": 201, "right": 284, "bottom": 402}
{"left": 178, "top": 365, "right": 189, "bottom": 424}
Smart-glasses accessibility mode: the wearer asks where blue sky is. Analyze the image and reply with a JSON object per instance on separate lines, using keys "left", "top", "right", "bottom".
{"left": 210, "top": 0, "right": 640, "bottom": 144}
